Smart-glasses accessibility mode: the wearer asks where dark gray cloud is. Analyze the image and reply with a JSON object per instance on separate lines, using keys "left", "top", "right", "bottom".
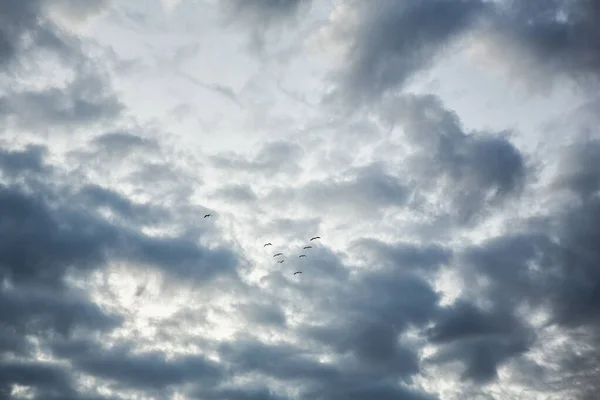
{"left": 0, "top": 0, "right": 72, "bottom": 68}
{"left": 324, "top": 0, "right": 600, "bottom": 99}
{"left": 382, "top": 94, "right": 527, "bottom": 224}
{"left": 427, "top": 301, "right": 524, "bottom": 344}
{"left": 429, "top": 331, "right": 534, "bottom": 383}
{"left": 0, "top": 144, "right": 50, "bottom": 176}
{"left": 0, "top": 285, "right": 121, "bottom": 338}
{"left": 247, "top": 240, "right": 442, "bottom": 399}
{"left": 299, "top": 268, "right": 440, "bottom": 382}
{"left": 335, "top": 320, "right": 421, "bottom": 377}
{"left": 420, "top": 137, "right": 600, "bottom": 393}
{"left": 52, "top": 338, "right": 224, "bottom": 395}
{"left": 326, "top": 0, "right": 487, "bottom": 107}
{"left": 307, "top": 381, "right": 437, "bottom": 400}
{"left": 0, "top": 359, "right": 116, "bottom": 400}
{"left": 0, "top": 142, "right": 241, "bottom": 397}
{"left": 218, "top": 337, "right": 341, "bottom": 384}
{"left": 324, "top": 0, "right": 600, "bottom": 105}
{"left": 196, "top": 385, "right": 288, "bottom": 400}
{"left": 0, "top": 360, "right": 74, "bottom": 400}
{"left": 425, "top": 300, "right": 535, "bottom": 383}
{"left": 0, "top": 0, "right": 122, "bottom": 135}
{"left": 0, "top": 177, "right": 239, "bottom": 287}
{"left": 0, "top": 72, "right": 123, "bottom": 131}
{"left": 215, "top": 334, "right": 433, "bottom": 400}
{"left": 551, "top": 139, "right": 600, "bottom": 200}
{"left": 76, "top": 183, "right": 169, "bottom": 226}
{"left": 351, "top": 237, "right": 452, "bottom": 274}
{"left": 479, "top": 0, "right": 600, "bottom": 89}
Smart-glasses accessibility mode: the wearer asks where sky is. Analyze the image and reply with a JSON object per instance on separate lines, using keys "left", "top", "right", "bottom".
{"left": 1, "top": 0, "right": 600, "bottom": 399}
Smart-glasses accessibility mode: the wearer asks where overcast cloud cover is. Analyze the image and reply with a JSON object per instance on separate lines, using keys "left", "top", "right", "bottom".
{"left": 1, "top": 0, "right": 600, "bottom": 399}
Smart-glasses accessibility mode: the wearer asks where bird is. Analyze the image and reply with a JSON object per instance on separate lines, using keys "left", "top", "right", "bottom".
{"left": 264, "top": 243, "right": 272, "bottom": 247}
{"left": 303, "top": 246, "right": 312, "bottom": 249}
{"left": 278, "top": 260, "right": 285, "bottom": 264}
{"left": 299, "top": 255, "right": 306, "bottom": 258}
{"left": 273, "top": 253, "right": 283, "bottom": 257}
{"left": 204, "top": 214, "right": 211, "bottom": 218}
{"left": 293, "top": 271, "right": 302, "bottom": 275}
{"left": 310, "top": 236, "right": 321, "bottom": 241}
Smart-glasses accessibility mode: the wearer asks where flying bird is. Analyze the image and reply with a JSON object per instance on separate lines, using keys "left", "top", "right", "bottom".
{"left": 310, "top": 236, "right": 321, "bottom": 241}
{"left": 204, "top": 214, "right": 211, "bottom": 218}
{"left": 299, "top": 255, "right": 306, "bottom": 257}
{"left": 264, "top": 243, "right": 272, "bottom": 247}
{"left": 303, "top": 246, "right": 312, "bottom": 249}
{"left": 278, "top": 260, "right": 285, "bottom": 264}
{"left": 293, "top": 271, "right": 302, "bottom": 275}
{"left": 273, "top": 253, "right": 283, "bottom": 257}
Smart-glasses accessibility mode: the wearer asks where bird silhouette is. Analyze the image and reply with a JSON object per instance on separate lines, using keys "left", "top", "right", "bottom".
{"left": 310, "top": 236, "right": 321, "bottom": 241}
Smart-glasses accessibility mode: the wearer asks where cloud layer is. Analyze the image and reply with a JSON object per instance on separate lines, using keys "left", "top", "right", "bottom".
{"left": 1, "top": 0, "right": 600, "bottom": 399}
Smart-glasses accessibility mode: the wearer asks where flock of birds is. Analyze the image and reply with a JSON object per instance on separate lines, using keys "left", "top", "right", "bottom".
{"left": 263, "top": 236, "right": 321, "bottom": 276}
{"left": 204, "top": 212, "right": 320, "bottom": 277}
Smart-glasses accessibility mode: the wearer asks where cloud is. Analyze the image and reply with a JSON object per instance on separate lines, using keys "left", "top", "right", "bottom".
{"left": 0, "top": 0, "right": 122, "bottom": 141}
{"left": 321, "top": 0, "right": 487, "bottom": 107}
{"left": 3, "top": 0, "right": 600, "bottom": 399}
{"left": 52, "top": 338, "right": 224, "bottom": 395}
{"left": 425, "top": 300, "right": 535, "bottom": 383}
{"left": 0, "top": 360, "right": 79, "bottom": 400}
{"left": 350, "top": 237, "right": 452, "bottom": 274}
{"left": 219, "top": 0, "right": 314, "bottom": 50}
{"left": 211, "top": 140, "right": 305, "bottom": 177}
{"left": 470, "top": 0, "right": 600, "bottom": 92}
{"left": 380, "top": 94, "right": 527, "bottom": 224}
{"left": 235, "top": 301, "right": 287, "bottom": 327}
{"left": 0, "top": 0, "right": 66, "bottom": 67}
{"left": 0, "top": 285, "right": 121, "bottom": 337}
{"left": 422, "top": 136, "right": 600, "bottom": 393}
{"left": 0, "top": 116, "right": 242, "bottom": 399}
{"left": 0, "top": 70, "right": 123, "bottom": 132}
{"left": 212, "top": 183, "right": 258, "bottom": 204}
{"left": 299, "top": 269, "right": 440, "bottom": 377}
{"left": 308, "top": 381, "right": 437, "bottom": 400}
{"left": 0, "top": 144, "right": 49, "bottom": 176}
{"left": 197, "top": 385, "right": 288, "bottom": 400}
{"left": 265, "top": 161, "right": 410, "bottom": 220}
{"left": 0, "top": 173, "right": 240, "bottom": 288}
